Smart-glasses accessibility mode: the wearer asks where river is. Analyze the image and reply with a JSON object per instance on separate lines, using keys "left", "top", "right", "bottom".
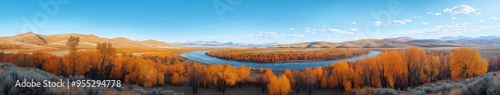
{"left": 179, "top": 51, "right": 381, "bottom": 70}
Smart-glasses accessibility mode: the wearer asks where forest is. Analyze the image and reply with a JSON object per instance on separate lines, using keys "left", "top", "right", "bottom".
{"left": 1, "top": 36, "right": 500, "bottom": 95}
{"left": 206, "top": 48, "right": 370, "bottom": 63}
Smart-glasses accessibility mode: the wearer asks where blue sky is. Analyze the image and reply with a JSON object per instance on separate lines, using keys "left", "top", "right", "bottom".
{"left": 1, "top": 0, "right": 499, "bottom": 44}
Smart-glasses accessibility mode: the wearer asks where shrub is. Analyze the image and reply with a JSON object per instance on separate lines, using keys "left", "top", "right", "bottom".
{"left": 0, "top": 63, "right": 59, "bottom": 95}
{"left": 68, "top": 75, "right": 85, "bottom": 82}
{"left": 0, "top": 63, "right": 182, "bottom": 95}
{"left": 488, "top": 82, "right": 500, "bottom": 95}
{"left": 374, "top": 88, "right": 397, "bottom": 95}
{"left": 461, "top": 75, "right": 492, "bottom": 95}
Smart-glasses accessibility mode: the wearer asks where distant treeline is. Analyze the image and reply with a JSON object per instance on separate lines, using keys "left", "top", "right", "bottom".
{"left": 207, "top": 48, "right": 370, "bottom": 63}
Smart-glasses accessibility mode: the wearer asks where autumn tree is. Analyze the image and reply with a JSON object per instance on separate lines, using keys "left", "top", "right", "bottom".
{"left": 66, "top": 36, "right": 80, "bottom": 76}
{"left": 404, "top": 47, "right": 427, "bottom": 86}
{"left": 171, "top": 72, "right": 182, "bottom": 86}
{"left": 212, "top": 64, "right": 238, "bottom": 94}
{"left": 450, "top": 47, "right": 488, "bottom": 80}
{"left": 262, "top": 69, "right": 275, "bottom": 92}
{"left": 331, "top": 61, "right": 354, "bottom": 91}
{"left": 267, "top": 74, "right": 291, "bottom": 95}
{"left": 43, "top": 55, "right": 62, "bottom": 75}
{"left": 30, "top": 51, "right": 50, "bottom": 69}
{"left": 96, "top": 42, "right": 116, "bottom": 79}
{"left": 236, "top": 65, "right": 251, "bottom": 88}
{"left": 268, "top": 75, "right": 280, "bottom": 95}
{"left": 422, "top": 55, "right": 441, "bottom": 82}
{"left": 283, "top": 69, "right": 295, "bottom": 88}
{"left": 320, "top": 75, "right": 328, "bottom": 89}
{"left": 188, "top": 62, "right": 203, "bottom": 94}
{"left": 488, "top": 56, "right": 500, "bottom": 72}
{"left": 292, "top": 70, "right": 305, "bottom": 94}
{"left": 312, "top": 67, "right": 323, "bottom": 89}
{"left": 378, "top": 51, "right": 405, "bottom": 88}
{"left": 304, "top": 67, "right": 317, "bottom": 95}
{"left": 80, "top": 51, "right": 101, "bottom": 78}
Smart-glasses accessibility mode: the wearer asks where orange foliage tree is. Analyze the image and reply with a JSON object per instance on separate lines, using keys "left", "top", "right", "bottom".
{"left": 331, "top": 61, "right": 354, "bottom": 90}
{"left": 66, "top": 36, "right": 80, "bottom": 76}
{"left": 207, "top": 48, "right": 370, "bottom": 63}
{"left": 268, "top": 74, "right": 291, "bottom": 95}
{"left": 96, "top": 42, "right": 116, "bottom": 79}
{"left": 450, "top": 47, "right": 488, "bottom": 80}
{"left": 404, "top": 47, "right": 427, "bottom": 86}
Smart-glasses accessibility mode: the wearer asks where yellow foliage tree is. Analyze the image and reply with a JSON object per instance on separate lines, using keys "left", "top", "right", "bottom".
{"left": 279, "top": 74, "right": 291, "bottom": 95}
{"left": 171, "top": 72, "right": 182, "bottom": 86}
{"left": 450, "top": 47, "right": 488, "bottom": 80}
{"left": 267, "top": 75, "right": 291, "bottom": 95}
{"left": 268, "top": 75, "right": 280, "bottom": 95}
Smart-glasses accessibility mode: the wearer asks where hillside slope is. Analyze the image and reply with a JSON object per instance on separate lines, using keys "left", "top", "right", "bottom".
{"left": 272, "top": 37, "right": 459, "bottom": 48}
{"left": 0, "top": 32, "right": 179, "bottom": 50}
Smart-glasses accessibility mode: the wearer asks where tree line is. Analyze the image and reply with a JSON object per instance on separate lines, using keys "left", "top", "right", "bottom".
{"left": 206, "top": 48, "right": 370, "bottom": 63}
{"left": 0, "top": 44, "right": 19, "bottom": 49}
{"left": 306, "top": 47, "right": 491, "bottom": 94}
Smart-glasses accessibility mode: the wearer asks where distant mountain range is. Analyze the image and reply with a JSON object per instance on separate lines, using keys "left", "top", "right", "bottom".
{"left": 175, "top": 41, "right": 278, "bottom": 47}
{"left": 272, "top": 36, "right": 500, "bottom": 48}
{"left": 0, "top": 32, "right": 179, "bottom": 50}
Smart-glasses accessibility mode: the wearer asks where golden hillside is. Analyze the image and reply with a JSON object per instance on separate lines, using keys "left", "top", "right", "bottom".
{"left": 0, "top": 32, "right": 179, "bottom": 50}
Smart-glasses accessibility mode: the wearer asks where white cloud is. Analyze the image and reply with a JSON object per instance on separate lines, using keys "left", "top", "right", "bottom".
{"left": 422, "top": 22, "right": 429, "bottom": 25}
{"left": 326, "top": 28, "right": 354, "bottom": 35}
{"left": 390, "top": 22, "right": 500, "bottom": 36}
{"left": 392, "top": 19, "right": 413, "bottom": 25}
{"left": 434, "top": 13, "right": 443, "bottom": 16}
{"left": 288, "top": 34, "right": 304, "bottom": 37}
{"left": 480, "top": 19, "right": 485, "bottom": 22}
{"left": 451, "top": 17, "right": 456, "bottom": 20}
{"left": 443, "top": 4, "right": 478, "bottom": 15}
{"left": 246, "top": 32, "right": 279, "bottom": 38}
{"left": 304, "top": 27, "right": 315, "bottom": 33}
{"left": 350, "top": 28, "right": 358, "bottom": 32}
{"left": 351, "top": 21, "right": 357, "bottom": 24}
{"left": 374, "top": 21, "right": 382, "bottom": 26}
{"left": 428, "top": 12, "right": 442, "bottom": 16}
{"left": 286, "top": 28, "right": 295, "bottom": 31}
{"left": 492, "top": 16, "right": 498, "bottom": 21}
{"left": 414, "top": 16, "right": 422, "bottom": 18}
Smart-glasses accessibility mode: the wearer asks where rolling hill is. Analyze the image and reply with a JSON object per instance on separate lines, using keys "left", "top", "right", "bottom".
{"left": 272, "top": 37, "right": 460, "bottom": 48}
{"left": 0, "top": 32, "right": 179, "bottom": 50}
